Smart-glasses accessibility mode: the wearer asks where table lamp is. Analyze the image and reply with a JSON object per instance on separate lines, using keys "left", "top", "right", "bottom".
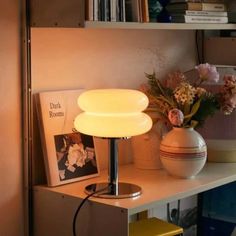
{"left": 74, "top": 89, "right": 152, "bottom": 198}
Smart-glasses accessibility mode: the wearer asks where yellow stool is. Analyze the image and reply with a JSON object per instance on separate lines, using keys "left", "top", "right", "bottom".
{"left": 129, "top": 217, "right": 183, "bottom": 236}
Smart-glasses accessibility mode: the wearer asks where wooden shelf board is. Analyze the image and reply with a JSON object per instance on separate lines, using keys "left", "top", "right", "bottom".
{"left": 84, "top": 21, "right": 236, "bottom": 30}
{"left": 34, "top": 162, "right": 236, "bottom": 216}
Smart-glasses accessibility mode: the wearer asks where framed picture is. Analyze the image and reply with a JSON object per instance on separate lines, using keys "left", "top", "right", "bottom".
{"left": 35, "top": 89, "right": 99, "bottom": 186}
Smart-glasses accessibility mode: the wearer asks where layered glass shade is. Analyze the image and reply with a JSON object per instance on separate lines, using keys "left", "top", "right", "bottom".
{"left": 74, "top": 89, "right": 152, "bottom": 138}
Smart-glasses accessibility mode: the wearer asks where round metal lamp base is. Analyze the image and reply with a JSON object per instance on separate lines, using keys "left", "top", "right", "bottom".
{"left": 85, "top": 182, "right": 142, "bottom": 199}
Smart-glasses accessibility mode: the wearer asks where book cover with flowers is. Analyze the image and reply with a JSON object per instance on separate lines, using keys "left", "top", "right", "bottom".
{"left": 35, "top": 89, "right": 99, "bottom": 187}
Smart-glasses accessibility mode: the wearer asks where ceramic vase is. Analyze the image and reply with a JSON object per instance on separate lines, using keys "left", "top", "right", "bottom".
{"left": 131, "top": 123, "right": 165, "bottom": 170}
{"left": 160, "top": 127, "right": 207, "bottom": 178}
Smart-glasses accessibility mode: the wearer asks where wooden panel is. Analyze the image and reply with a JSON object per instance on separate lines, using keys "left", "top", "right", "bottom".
{"left": 204, "top": 37, "right": 236, "bottom": 66}
{"left": 30, "top": 0, "right": 85, "bottom": 27}
{"left": 33, "top": 188, "right": 128, "bottom": 236}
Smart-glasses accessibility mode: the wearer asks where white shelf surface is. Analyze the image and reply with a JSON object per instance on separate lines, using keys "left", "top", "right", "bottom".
{"left": 85, "top": 21, "right": 236, "bottom": 30}
{"left": 35, "top": 163, "right": 236, "bottom": 215}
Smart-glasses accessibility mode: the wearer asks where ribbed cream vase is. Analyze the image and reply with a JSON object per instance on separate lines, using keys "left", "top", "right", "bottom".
{"left": 160, "top": 127, "right": 207, "bottom": 178}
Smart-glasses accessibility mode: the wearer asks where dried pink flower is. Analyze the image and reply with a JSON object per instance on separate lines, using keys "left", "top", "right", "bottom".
{"left": 139, "top": 83, "right": 150, "bottom": 93}
{"left": 223, "top": 75, "right": 236, "bottom": 89}
{"left": 168, "top": 108, "right": 184, "bottom": 127}
{"left": 163, "top": 71, "right": 186, "bottom": 90}
{"left": 195, "top": 87, "right": 206, "bottom": 97}
{"left": 144, "top": 64, "right": 235, "bottom": 128}
{"left": 220, "top": 75, "right": 236, "bottom": 115}
{"left": 195, "top": 63, "right": 219, "bottom": 83}
{"left": 230, "top": 93, "right": 236, "bottom": 106}
{"left": 223, "top": 94, "right": 236, "bottom": 115}
{"left": 222, "top": 102, "right": 235, "bottom": 115}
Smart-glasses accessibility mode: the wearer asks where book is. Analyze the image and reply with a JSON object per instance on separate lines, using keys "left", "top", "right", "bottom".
{"left": 100, "top": 0, "right": 110, "bottom": 21}
{"left": 167, "top": 3, "right": 226, "bottom": 12}
{"left": 110, "top": 0, "right": 118, "bottom": 22}
{"left": 202, "top": 0, "right": 225, "bottom": 2}
{"left": 94, "top": 0, "right": 100, "bottom": 21}
{"left": 35, "top": 89, "right": 100, "bottom": 186}
{"left": 228, "top": 12, "right": 236, "bottom": 23}
{"left": 119, "top": 0, "right": 126, "bottom": 21}
{"left": 169, "top": 0, "right": 201, "bottom": 3}
{"left": 141, "top": 0, "right": 149, "bottom": 22}
{"left": 85, "top": 0, "right": 94, "bottom": 21}
{"left": 170, "top": 0, "right": 224, "bottom": 3}
{"left": 138, "top": 0, "right": 142, "bottom": 22}
{"left": 112, "top": 0, "right": 126, "bottom": 22}
{"left": 125, "top": 0, "right": 141, "bottom": 22}
{"left": 171, "top": 14, "right": 228, "bottom": 23}
{"left": 171, "top": 10, "right": 227, "bottom": 16}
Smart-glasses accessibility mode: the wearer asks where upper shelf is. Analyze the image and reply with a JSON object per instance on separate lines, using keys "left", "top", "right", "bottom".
{"left": 85, "top": 21, "right": 236, "bottom": 30}
{"left": 30, "top": 0, "right": 236, "bottom": 30}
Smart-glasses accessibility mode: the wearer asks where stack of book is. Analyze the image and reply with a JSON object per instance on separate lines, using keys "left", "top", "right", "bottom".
{"left": 85, "top": 0, "right": 157, "bottom": 23}
{"left": 228, "top": 2, "right": 236, "bottom": 23}
{"left": 166, "top": 0, "right": 228, "bottom": 24}
{"left": 86, "top": 0, "right": 147, "bottom": 23}
{"left": 86, "top": 0, "right": 126, "bottom": 22}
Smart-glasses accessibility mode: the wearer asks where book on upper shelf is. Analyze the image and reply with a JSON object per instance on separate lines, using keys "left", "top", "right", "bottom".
{"left": 125, "top": 0, "right": 152, "bottom": 22}
{"left": 169, "top": 0, "right": 225, "bottom": 3}
{"left": 110, "top": 0, "right": 118, "bottom": 22}
{"left": 228, "top": 2, "right": 236, "bottom": 23}
{"left": 169, "top": 0, "right": 201, "bottom": 3}
{"left": 85, "top": 0, "right": 94, "bottom": 21}
{"left": 202, "top": 0, "right": 225, "bottom": 2}
{"left": 141, "top": 0, "right": 150, "bottom": 22}
{"left": 171, "top": 14, "right": 228, "bottom": 23}
{"left": 86, "top": 0, "right": 126, "bottom": 22}
{"left": 228, "top": 12, "right": 236, "bottom": 23}
{"left": 100, "top": 0, "right": 111, "bottom": 21}
{"left": 119, "top": 0, "right": 126, "bottom": 22}
{"left": 167, "top": 2, "right": 227, "bottom": 12}
{"left": 35, "top": 89, "right": 100, "bottom": 187}
{"left": 110, "top": 0, "right": 126, "bottom": 22}
{"left": 171, "top": 10, "right": 227, "bottom": 16}
{"left": 125, "top": 0, "right": 142, "bottom": 22}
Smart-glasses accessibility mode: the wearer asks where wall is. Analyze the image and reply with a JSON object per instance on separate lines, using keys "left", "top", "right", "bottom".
{"left": 31, "top": 28, "right": 197, "bottom": 183}
{"left": 0, "top": 1, "right": 24, "bottom": 236}
{"left": 30, "top": 28, "right": 199, "bottom": 235}
{"left": 31, "top": 28, "right": 196, "bottom": 91}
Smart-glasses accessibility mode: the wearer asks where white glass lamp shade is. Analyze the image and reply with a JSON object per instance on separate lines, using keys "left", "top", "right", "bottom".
{"left": 74, "top": 89, "right": 152, "bottom": 138}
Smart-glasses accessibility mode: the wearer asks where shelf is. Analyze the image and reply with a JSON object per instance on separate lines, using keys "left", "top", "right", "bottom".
{"left": 85, "top": 21, "right": 236, "bottom": 30}
{"left": 35, "top": 162, "right": 236, "bottom": 216}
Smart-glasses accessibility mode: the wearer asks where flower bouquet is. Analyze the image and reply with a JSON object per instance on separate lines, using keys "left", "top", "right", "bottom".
{"left": 144, "top": 63, "right": 236, "bottom": 128}
{"left": 142, "top": 63, "right": 236, "bottom": 178}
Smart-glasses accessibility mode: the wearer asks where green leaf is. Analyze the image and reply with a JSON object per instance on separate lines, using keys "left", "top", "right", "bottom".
{"left": 192, "top": 95, "right": 220, "bottom": 128}
{"left": 184, "top": 99, "right": 201, "bottom": 119}
{"left": 159, "top": 95, "right": 175, "bottom": 107}
{"left": 145, "top": 72, "right": 166, "bottom": 97}
{"left": 190, "top": 120, "right": 198, "bottom": 128}
{"left": 183, "top": 103, "right": 191, "bottom": 116}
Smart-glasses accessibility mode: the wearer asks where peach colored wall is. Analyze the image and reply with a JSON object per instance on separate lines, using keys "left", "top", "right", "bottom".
{"left": 0, "top": 1, "right": 24, "bottom": 236}
{"left": 31, "top": 28, "right": 196, "bottom": 91}
{"left": 31, "top": 28, "right": 197, "bottom": 180}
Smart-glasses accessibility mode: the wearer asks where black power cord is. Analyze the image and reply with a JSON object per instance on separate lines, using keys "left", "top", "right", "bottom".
{"left": 195, "top": 30, "right": 201, "bottom": 64}
{"left": 72, "top": 185, "right": 111, "bottom": 236}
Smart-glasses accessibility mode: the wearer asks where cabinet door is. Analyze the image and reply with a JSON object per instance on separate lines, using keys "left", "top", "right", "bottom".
{"left": 30, "top": 0, "right": 85, "bottom": 27}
